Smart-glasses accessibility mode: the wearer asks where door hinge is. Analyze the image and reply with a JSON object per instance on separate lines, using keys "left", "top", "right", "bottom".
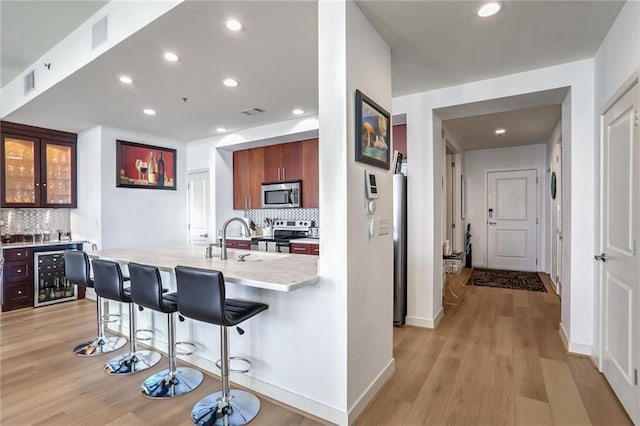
{"left": 634, "top": 240, "right": 637, "bottom": 256}
{"left": 635, "top": 368, "right": 638, "bottom": 385}
{"left": 536, "top": 258, "right": 538, "bottom": 265}
{"left": 452, "top": 162, "right": 456, "bottom": 168}
{"left": 635, "top": 110, "right": 639, "bottom": 127}
{"left": 536, "top": 218, "right": 539, "bottom": 225}
{"left": 536, "top": 177, "right": 539, "bottom": 184}
{"left": 452, "top": 223, "right": 456, "bottom": 229}
{"left": 188, "top": 224, "right": 190, "bottom": 230}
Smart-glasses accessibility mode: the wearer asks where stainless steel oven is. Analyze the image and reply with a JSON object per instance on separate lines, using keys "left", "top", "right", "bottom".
{"left": 261, "top": 180, "right": 301, "bottom": 208}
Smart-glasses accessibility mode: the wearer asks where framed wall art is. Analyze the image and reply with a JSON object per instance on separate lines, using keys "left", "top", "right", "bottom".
{"left": 355, "top": 89, "right": 391, "bottom": 170}
{"left": 116, "top": 140, "right": 176, "bottom": 190}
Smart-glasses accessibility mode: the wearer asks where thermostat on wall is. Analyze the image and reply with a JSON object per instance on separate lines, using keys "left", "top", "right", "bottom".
{"left": 365, "top": 169, "right": 379, "bottom": 199}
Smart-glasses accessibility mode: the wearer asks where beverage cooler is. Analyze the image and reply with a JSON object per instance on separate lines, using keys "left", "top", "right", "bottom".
{"left": 34, "top": 250, "right": 77, "bottom": 307}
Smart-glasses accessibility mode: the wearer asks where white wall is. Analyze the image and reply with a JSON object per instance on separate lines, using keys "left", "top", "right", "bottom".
{"left": 464, "top": 144, "right": 547, "bottom": 270}
{"left": 393, "top": 58, "right": 595, "bottom": 353}
{"left": 70, "top": 126, "right": 187, "bottom": 249}
{"left": 345, "top": 1, "right": 394, "bottom": 417}
{"left": 593, "top": 1, "right": 640, "bottom": 366}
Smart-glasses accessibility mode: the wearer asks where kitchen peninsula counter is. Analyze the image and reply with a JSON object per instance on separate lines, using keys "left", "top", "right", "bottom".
{"left": 92, "top": 243, "right": 319, "bottom": 292}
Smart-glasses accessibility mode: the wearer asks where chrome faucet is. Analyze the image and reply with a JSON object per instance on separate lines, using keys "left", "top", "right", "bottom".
{"left": 221, "top": 217, "right": 251, "bottom": 260}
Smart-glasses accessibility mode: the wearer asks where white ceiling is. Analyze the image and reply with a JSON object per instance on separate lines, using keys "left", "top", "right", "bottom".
{"left": 444, "top": 104, "right": 562, "bottom": 151}
{"left": 0, "top": 0, "right": 107, "bottom": 87}
{"left": 0, "top": 1, "right": 625, "bottom": 143}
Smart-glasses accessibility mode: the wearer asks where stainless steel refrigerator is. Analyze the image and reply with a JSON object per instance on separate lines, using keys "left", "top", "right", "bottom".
{"left": 393, "top": 174, "right": 407, "bottom": 326}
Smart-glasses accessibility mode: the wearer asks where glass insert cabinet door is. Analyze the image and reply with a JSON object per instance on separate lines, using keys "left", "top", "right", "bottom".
{"left": 43, "top": 143, "right": 73, "bottom": 205}
{"left": 2, "top": 136, "right": 38, "bottom": 205}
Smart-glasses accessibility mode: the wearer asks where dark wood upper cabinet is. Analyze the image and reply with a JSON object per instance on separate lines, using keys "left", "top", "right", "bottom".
{"left": 1, "top": 121, "right": 77, "bottom": 208}
{"left": 263, "top": 142, "right": 303, "bottom": 183}
{"left": 233, "top": 138, "right": 318, "bottom": 210}
{"left": 301, "top": 138, "right": 319, "bottom": 208}
{"left": 233, "top": 148, "right": 264, "bottom": 210}
{"left": 392, "top": 124, "right": 407, "bottom": 159}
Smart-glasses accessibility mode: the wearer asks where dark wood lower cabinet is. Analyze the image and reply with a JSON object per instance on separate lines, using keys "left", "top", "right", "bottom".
{"left": 2, "top": 243, "right": 84, "bottom": 312}
{"left": 225, "top": 239, "right": 251, "bottom": 250}
{"left": 290, "top": 243, "right": 320, "bottom": 256}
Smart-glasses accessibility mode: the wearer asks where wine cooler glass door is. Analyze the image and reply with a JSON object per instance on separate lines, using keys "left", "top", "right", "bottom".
{"left": 34, "top": 250, "right": 78, "bottom": 307}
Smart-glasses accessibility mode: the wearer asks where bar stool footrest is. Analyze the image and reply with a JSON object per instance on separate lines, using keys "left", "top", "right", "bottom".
{"left": 135, "top": 328, "right": 154, "bottom": 342}
{"left": 215, "top": 356, "right": 252, "bottom": 374}
{"left": 175, "top": 341, "right": 197, "bottom": 356}
{"left": 101, "top": 313, "right": 121, "bottom": 324}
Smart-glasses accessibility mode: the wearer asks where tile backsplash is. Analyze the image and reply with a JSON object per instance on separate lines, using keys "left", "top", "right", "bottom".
{"left": 0, "top": 208, "right": 71, "bottom": 236}
{"left": 244, "top": 208, "right": 319, "bottom": 227}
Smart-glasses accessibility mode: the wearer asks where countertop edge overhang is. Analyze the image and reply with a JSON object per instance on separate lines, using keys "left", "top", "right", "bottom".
{"left": 90, "top": 244, "right": 319, "bottom": 292}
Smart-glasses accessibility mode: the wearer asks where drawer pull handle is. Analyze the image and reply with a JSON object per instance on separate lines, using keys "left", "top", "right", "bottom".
{"left": 17, "top": 290, "right": 22, "bottom": 295}
{"left": 16, "top": 269, "right": 22, "bottom": 273}
{"left": 17, "top": 253, "right": 22, "bottom": 256}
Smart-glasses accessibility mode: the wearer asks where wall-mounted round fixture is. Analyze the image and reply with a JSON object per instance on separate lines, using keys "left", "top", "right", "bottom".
{"left": 143, "top": 109, "right": 156, "bottom": 116}
{"left": 477, "top": 2, "right": 503, "bottom": 17}
{"left": 495, "top": 128, "right": 506, "bottom": 135}
{"left": 223, "top": 78, "right": 239, "bottom": 87}
{"left": 292, "top": 108, "right": 304, "bottom": 115}
{"left": 216, "top": 128, "right": 227, "bottom": 133}
{"left": 119, "top": 75, "right": 133, "bottom": 84}
{"left": 226, "top": 19, "right": 243, "bottom": 31}
{"left": 164, "top": 52, "right": 179, "bottom": 62}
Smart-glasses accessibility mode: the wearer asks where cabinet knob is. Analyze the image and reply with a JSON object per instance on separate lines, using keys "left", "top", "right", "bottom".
{"left": 17, "top": 290, "right": 23, "bottom": 295}
{"left": 42, "top": 183, "right": 47, "bottom": 187}
{"left": 16, "top": 269, "right": 22, "bottom": 273}
{"left": 17, "top": 252, "right": 22, "bottom": 256}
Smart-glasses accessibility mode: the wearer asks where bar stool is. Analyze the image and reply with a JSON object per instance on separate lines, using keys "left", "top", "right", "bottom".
{"left": 128, "top": 262, "right": 203, "bottom": 398}
{"left": 175, "top": 266, "right": 268, "bottom": 426}
{"left": 92, "top": 259, "right": 162, "bottom": 375}
{"left": 64, "top": 250, "right": 126, "bottom": 356}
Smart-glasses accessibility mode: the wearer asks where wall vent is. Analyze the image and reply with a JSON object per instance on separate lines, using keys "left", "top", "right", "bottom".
{"left": 92, "top": 16, "right": 108, "bottom": 50}
{"left": 24, "top": 70, "right": 35, "bottom": 94}
{"left": 241, "top": 107, "right": 265, "bottom": 116}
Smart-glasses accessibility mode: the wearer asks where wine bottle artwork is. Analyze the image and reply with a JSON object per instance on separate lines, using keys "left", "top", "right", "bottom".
{"left": 148, "top": 152, "right": 157, "bottom": 185}
{"left": 157, "top": 152, "right": 165, "bottom": 187}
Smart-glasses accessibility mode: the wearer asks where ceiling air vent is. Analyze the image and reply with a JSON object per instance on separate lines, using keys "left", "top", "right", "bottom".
{"left": 241, "top": 107, "right": 265, "bottom": 116}
{"left": 92, "top": 16, "right": 108, "bottom": 50}
{"left": 24, "top": 70, "right": 35, "bottom": 94}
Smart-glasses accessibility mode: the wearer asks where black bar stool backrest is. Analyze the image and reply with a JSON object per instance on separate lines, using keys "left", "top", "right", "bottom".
{"left": 64, "top": 250, "right": 93, "bottom": 288}
{"left": 128, "top": 262, "right": 165, "bottom": 312}
{"left": 175, "top": 266, "right": 226, "bottom": 325}
{"left": 92, "top": 259, "right": 126, "bottom": 302}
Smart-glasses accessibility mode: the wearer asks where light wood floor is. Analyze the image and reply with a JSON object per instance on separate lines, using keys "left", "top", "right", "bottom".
{"left": 358, "top": 271, "right": 632, "bottom": 426}
{"left": 0, "top": 272, "right": 631, "bottom": 425}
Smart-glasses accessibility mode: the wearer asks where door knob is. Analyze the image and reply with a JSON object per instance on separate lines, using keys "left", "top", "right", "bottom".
{"left": 594, "top": 253, "right": 607, "bottom": 262}
{"left": 199, "top": 233, "right": 209, "bottom": 238}
{"left": 488, "top": 220, "right": 497, "bottom": 225}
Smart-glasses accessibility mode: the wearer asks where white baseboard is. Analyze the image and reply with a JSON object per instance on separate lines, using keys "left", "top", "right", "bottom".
{"left": 406, "top": 308, "right": 443, "bottom": 329}
{"left": 559, "top": 322, "right": 593, "bottom": 356}
{"left": 347, "top": 358, "right": 395, "bottom": 425}
{"left": 186, "top": 352, "right": 348, "bottom": 425}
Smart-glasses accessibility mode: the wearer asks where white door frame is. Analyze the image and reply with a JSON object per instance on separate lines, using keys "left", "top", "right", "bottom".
{"left": 486, "top": 168, "right": 539, "bottom": 271}
{"left": 187, "top": 168, "right": 211, "bottom": 244}
{"left": 597, "top": 76, "right": 640, "bottom": 422}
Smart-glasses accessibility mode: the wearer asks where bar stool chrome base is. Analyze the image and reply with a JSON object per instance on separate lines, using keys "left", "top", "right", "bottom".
{"left": 141, "top": 367, "right": 203, "bottom": 399}
{"left": 104, "top": 350, "right": 161, "bottom": 375}
{"left": 73, "top": 336, "right": 127, "bottom": 357}
{"left": 191, "top": 389, "right": 261, "bottom": 426}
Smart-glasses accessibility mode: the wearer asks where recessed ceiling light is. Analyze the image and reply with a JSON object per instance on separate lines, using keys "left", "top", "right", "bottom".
{"left": 216, "top": 127, "right": 227, "bottom": 133}
{"left": 164, "top": 52, "right": 179, "bottom": 62}
{"left": 119, "top": 75, "right": 133, "bottom": 84}
{"left": 226, "top": 19, "right": 243, "bottom": 31}
{"left": 292, "top": 108, "right": 304, "bottom": 116}
{"left": 143, "top": 109, "right": 156, "bottom": 116}
{"left": 495, "top": 128, "right": 506, "bottom": 135}
{"left": 477, "top": 2, "right": 503, "bottom": 17}
{"left": 223, "top": 78, "right": 239, "bottom": 87}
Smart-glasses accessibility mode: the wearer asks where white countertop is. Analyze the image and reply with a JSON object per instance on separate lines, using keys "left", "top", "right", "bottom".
{"left": 291, "top": 238, "right": 320, "bottom": 245}
{"left": 91, "top": 243, "right": 319, "bottom": 292}
{"left": 0, "top": 240, "right": 86, "bottom": 250}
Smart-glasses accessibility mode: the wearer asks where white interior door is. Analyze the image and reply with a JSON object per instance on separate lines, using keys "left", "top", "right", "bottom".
{"left": 187, "top": 170, "right": 210, "bottom": 245}
{"left": 487, "top": 169, "right": 537, "bottom": 271}
{"left": 599, "top": 81, "right": 639, "bottom": 424}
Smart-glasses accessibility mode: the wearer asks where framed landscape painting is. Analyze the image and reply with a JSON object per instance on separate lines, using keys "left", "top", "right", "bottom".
{"left": 116, "top": 140, "right": 176, "bottom": 190}
{"left": 355, "top": 89, "right": 391, "bottom": 170}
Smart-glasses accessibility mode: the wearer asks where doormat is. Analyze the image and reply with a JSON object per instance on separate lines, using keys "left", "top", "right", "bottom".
{"left": 467, "top": 268, "right": 547, "bottom": 292}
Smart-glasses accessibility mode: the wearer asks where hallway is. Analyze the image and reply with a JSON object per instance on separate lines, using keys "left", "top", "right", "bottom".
{"left": 358, "top": 271, "right": 632, "bottom": 425}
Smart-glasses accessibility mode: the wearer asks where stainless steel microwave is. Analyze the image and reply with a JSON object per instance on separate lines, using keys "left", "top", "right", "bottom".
{"left": 261, "top": 180, "right": 301, "bottom": 208}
